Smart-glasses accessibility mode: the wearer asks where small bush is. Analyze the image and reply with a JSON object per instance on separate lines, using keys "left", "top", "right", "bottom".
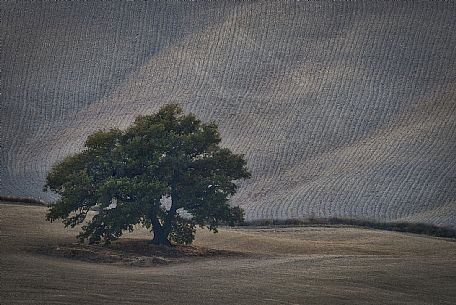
{"left": 0, "top": 195, "right": 46, "bottom": 206}
{"left": 243, "top": 217, "right": 456, "bottom": 239}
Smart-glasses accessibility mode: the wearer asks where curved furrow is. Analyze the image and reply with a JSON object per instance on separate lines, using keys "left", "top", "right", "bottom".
{"left": 2, "top": 1, "right": 456, "bottom": 227}
{"left": 251, "top": 91, "right": 455, "bottom": 224}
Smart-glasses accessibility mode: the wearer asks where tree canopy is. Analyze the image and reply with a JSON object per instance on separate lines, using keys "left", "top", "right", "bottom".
{"left": 45, "top": 104, "right": 250, "bottom": 246}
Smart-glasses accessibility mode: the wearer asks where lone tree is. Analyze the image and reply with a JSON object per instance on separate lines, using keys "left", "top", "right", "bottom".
{"left": 45, "top": 104, "right": 250, "bottom": 246}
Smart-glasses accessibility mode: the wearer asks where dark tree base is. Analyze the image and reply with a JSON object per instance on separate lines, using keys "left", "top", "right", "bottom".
{"left": 151, "top": 234, "right": 172, "bottom": 247}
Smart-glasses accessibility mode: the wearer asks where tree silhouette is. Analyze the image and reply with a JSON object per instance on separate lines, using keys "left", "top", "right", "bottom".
{"left": 45, "top": 104, "right": 250, "bottom": 246}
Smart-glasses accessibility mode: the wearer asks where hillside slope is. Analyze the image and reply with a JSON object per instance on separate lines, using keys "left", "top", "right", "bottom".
{"left": 1, "top": 2, "right": 455, "bottom": 226}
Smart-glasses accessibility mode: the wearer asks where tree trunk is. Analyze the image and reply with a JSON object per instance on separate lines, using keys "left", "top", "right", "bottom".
{"left": 157, "top": 170, "right": 179, "bottom": 245}
{"left": 149, "top": 170, "right": 179, "bottom": 247}
{"left": 162, "top": 173, "right": 179, "bottom": 239}
{"left": 149, "top": 208, "right": 172, "bottom": 246}
{"left": 151, "top": 224, "right": 171, "bottom": 246}
{"left": 163, "top": 202, "right": 178, "bottom": 239}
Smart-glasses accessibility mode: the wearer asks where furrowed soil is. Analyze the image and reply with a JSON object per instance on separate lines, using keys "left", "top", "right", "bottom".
{"left": 1, "top": 203, "right": 455, "bottom": 305}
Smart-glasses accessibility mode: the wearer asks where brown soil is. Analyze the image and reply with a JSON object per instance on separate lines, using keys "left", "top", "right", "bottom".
{"left": 35, "top": 240, "right": 244, "bottom": 266}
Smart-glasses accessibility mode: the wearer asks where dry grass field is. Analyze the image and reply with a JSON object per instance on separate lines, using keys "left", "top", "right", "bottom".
{"left": 1, "top": 202, "right": 455, "bottom": 305}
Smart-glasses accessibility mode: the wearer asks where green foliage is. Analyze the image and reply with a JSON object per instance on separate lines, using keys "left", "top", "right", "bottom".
{"left": 45, "top": 104, "right": 250, "bottom": 245}
{"left": 245, "top": 218, "right": 456, "bottom": 239}
{"left": 169, "top": 216, "right": 197, "bottom": 245}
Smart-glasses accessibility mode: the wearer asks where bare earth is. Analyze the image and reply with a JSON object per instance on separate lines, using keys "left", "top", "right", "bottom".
{"left": 1, "top": 203, "right": 455, "bottom": 305}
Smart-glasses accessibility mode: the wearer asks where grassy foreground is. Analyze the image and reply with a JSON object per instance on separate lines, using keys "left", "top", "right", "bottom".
{"left": 1, "top": 202, "right": 455, "bottom": 305}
